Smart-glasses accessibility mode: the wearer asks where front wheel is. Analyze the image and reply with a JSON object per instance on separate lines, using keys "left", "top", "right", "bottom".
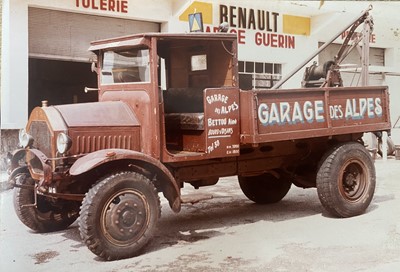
{"left": 78, "top": 171, "right": 160, "bottom": 261}
{"left": 238, "top": 171, "right": 292, "bottom": 204}
{"left": 317, "top": 142, "right": 375, "bottom": 218}
{"left": 13, "top": 170, "right": 79, "bottom": 232}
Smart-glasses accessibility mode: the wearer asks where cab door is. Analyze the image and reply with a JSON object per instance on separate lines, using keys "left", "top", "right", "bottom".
{"left": 203, "top": 87, "right": 240, "bottom": 158}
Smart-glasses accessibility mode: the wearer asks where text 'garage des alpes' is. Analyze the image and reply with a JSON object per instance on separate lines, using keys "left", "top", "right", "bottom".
{"left": 213, "top": 5, "right": 295, "bottom": 49}
{"left": 257, "top": 97, "right": 383, "bottom": 126}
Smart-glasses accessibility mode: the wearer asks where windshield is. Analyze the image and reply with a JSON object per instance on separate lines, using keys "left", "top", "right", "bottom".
{"left": 101, "top": 48, "right": 150, "bottom": 85}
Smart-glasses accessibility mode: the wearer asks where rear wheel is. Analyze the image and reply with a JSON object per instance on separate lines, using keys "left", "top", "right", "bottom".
{"left": 13, "top": 171, "right": 79, "bottom": 232}
{"left": 79, "top": 171, "right": 160, "bottom": 261}
{"left": 238, "top": 171, "right": 291, "bottom": 204}
{"left": 317, "top": 142, "right": 375, "bottom": 217}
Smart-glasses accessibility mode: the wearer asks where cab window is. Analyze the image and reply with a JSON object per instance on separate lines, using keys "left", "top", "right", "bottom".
{"left": 101, "top": 48, "right": 150, "bottom": 85}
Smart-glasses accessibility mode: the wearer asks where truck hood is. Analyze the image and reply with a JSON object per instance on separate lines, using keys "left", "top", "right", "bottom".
{"left": 54, "top": 101, "right": 139, "bottom": 127}
{"left": 24, "top": 101, "right": 140, "bottom": 158}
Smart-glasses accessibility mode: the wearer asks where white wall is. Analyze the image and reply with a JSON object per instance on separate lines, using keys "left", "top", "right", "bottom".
{"left": 1, "top": 0, "right": 29, "bottom": 129}
{"left": 384, "top": 45, "right": 400, "bottom": 145}
{"left": 384, "top": 73, "right": 400, "bottom": 145}
{"left": 1, "top": 0, "right": 172, "bottom": 129}
{"left": 2, "top": 0, "right": 400, "bottom": 130}
{"left": 28, "top": 0, "right": 171, "bottom": 22}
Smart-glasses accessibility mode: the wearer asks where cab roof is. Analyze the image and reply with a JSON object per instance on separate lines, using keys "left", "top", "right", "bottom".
{"left": 88, "top": 32, "right": 237, "bottom": 52}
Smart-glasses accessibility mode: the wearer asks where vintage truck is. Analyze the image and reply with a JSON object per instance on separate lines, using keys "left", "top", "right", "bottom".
{"left": 8, "top": 7, "right": 391, "bottom": 260}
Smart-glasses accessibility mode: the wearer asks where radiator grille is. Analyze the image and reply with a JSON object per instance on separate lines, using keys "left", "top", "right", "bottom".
{"left": 29, "top": 121, "right": 52, "bottom": 157}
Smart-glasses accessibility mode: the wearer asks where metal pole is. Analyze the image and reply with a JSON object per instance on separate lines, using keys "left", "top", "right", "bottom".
{"left": 382, "top": 131, "right": 388, "bottom": 161}
{"left": 361, "top": 16, "right": 372, "bottom": 86}
{"left": 271, "top": 5, "right": 372, "bottom": 90}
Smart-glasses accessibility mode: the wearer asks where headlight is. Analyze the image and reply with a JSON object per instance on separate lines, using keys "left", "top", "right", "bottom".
{"left": 19, "top": 128, "right": 34, "bottom": 148}
{"left": 57, "top": 133, "right": 72, "bottom": 154}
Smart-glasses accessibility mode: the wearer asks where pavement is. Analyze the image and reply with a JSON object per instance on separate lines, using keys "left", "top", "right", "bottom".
{"left": 1, "top": 157, "right": 400, "bottom": 272}
{"left": 0, "top": 171, "right": 11, "bottom": 192}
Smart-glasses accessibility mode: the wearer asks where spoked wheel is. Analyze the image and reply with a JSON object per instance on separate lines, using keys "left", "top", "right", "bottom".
{"left": 79, "top": 171, "right": 160, "bottom": 260}
{"left": 238, "top": 170, "right": 292, "bottom": 204}
{"left": 317, "top": 142, "right": 375, "bottom": 218}
{"left": 13, "top": 169, "right": 79, "bottom": 232}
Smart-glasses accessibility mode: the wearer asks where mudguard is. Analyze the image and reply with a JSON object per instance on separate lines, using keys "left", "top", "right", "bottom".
{"left": 70, "top": 149, "right": 181, "bottom": 212}
{"left": 10, "top": 149, "right": 52, "bottom": 185}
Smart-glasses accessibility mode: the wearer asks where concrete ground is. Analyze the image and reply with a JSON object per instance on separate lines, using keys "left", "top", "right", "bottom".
{"left": 1, "top": 158, "right": 400, "bottom": 272}
{"left": 0, "top": 172, "right": 12, "bottom": 191}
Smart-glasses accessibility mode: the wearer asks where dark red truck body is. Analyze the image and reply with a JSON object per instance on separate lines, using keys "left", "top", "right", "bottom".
{"left": 8, "top": 31, "right": 390, "bottom": 261}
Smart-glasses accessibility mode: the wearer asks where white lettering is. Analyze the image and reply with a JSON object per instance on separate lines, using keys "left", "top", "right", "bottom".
{"left": 345, "top": 99, "right": 354, "bottom": 119}
{"left": 258, "top": 100, "right": 325, "bottom": 126}
{"left": 329, "top": 105, "right": 343, "bottom": 120}
{"left": 367, "top": 98, "right": 375, "bottom": 118}
{"left": 292, "top": 102, "right": 303, "bottom": 124}
{"left": 315, "top": 100, "right": 325, "bottom": 122}
{"left": 280, "top": 102, "right": 291, "bottom": 124}
{"left": 303, "top": 101, "right": 313, "bottom": 123}
{"left": 258, "top": 103, "right": 269, "bottom": 124}
{"left": 345, "top": 97, "right": 382, "bottom": 120}
{"left": 359, "top": 98, "right": 367, "bottom": 117}
{"left": 375, "top": 98, "right": 382, "bottom": 116}
{"left": 207, "top": 118, "right": 227, "bottom": 127}
{"left": 228, "top": 118, "right": 237, "bottom": 125}
{"left": 206, "top": 94, "right": 229, "bottom": 104}
{"left": 269, "top": 103, "right": 280, "bottom": 125}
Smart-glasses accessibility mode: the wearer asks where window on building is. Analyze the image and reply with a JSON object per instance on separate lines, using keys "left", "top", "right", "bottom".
{"left": 238, "top": 61, "right": 282, "bottom": 90}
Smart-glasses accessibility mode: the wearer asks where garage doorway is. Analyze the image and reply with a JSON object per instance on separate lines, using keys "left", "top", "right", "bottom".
{"left": 28, "top": 59, "right": 98, "bottom": 112}
{"left": 28, "top": 8, "right": 160, "bottom": 111}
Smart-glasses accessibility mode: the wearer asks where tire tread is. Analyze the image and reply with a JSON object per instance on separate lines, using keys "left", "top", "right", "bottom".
{"left": 78, "top": 171, "right": 160, "bottom": 260}
{"left": 317, "top": 142, "right": 375, "bottom": 218}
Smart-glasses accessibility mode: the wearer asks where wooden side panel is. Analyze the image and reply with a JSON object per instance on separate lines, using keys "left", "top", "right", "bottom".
{"left": 240, "top": 86, "right": 391, "bottom": 144}
{"left": 169, "top": 46, "right": 189, "bottom": 87}
{"left": 208, "top": 41, "right": 235, "bottom": 87}
{"left": 167, "top": 39, "right": 236, "bottom": 89}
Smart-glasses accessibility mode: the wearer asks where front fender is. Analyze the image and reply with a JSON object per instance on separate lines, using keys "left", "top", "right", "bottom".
{"left": 70, "top": 149, "right": 181, "bottom": 212}
{"left": 10, "top": 149, "right": 52, "bottom": 185}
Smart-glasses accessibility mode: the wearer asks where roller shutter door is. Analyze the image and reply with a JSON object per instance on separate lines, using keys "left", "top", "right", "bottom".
{"left": 29, "top": 8, "right": 160, "bottom": 62}
{"left": 318, "top": 43, "right": 384, "bottom": 86}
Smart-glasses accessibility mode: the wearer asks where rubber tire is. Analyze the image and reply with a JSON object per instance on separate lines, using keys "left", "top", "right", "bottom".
{"left": 316, "top": 142, "right": 375, "bottom": 218}
{"left": 78, "top": 171, "right": 160, "bottom": 261}
{"left": 238, "top": 171, "right": 292, "bottom": 204}
{"left": 13, "top": 172, "right": 79, "bottom": 232}
{"left": 378, "top": 136, "right": 395, "bottom": 156}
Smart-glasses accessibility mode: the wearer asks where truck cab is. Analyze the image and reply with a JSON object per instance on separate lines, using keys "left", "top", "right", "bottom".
{"left": 90, "top": 33, "right": 240, "bottom": 162}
